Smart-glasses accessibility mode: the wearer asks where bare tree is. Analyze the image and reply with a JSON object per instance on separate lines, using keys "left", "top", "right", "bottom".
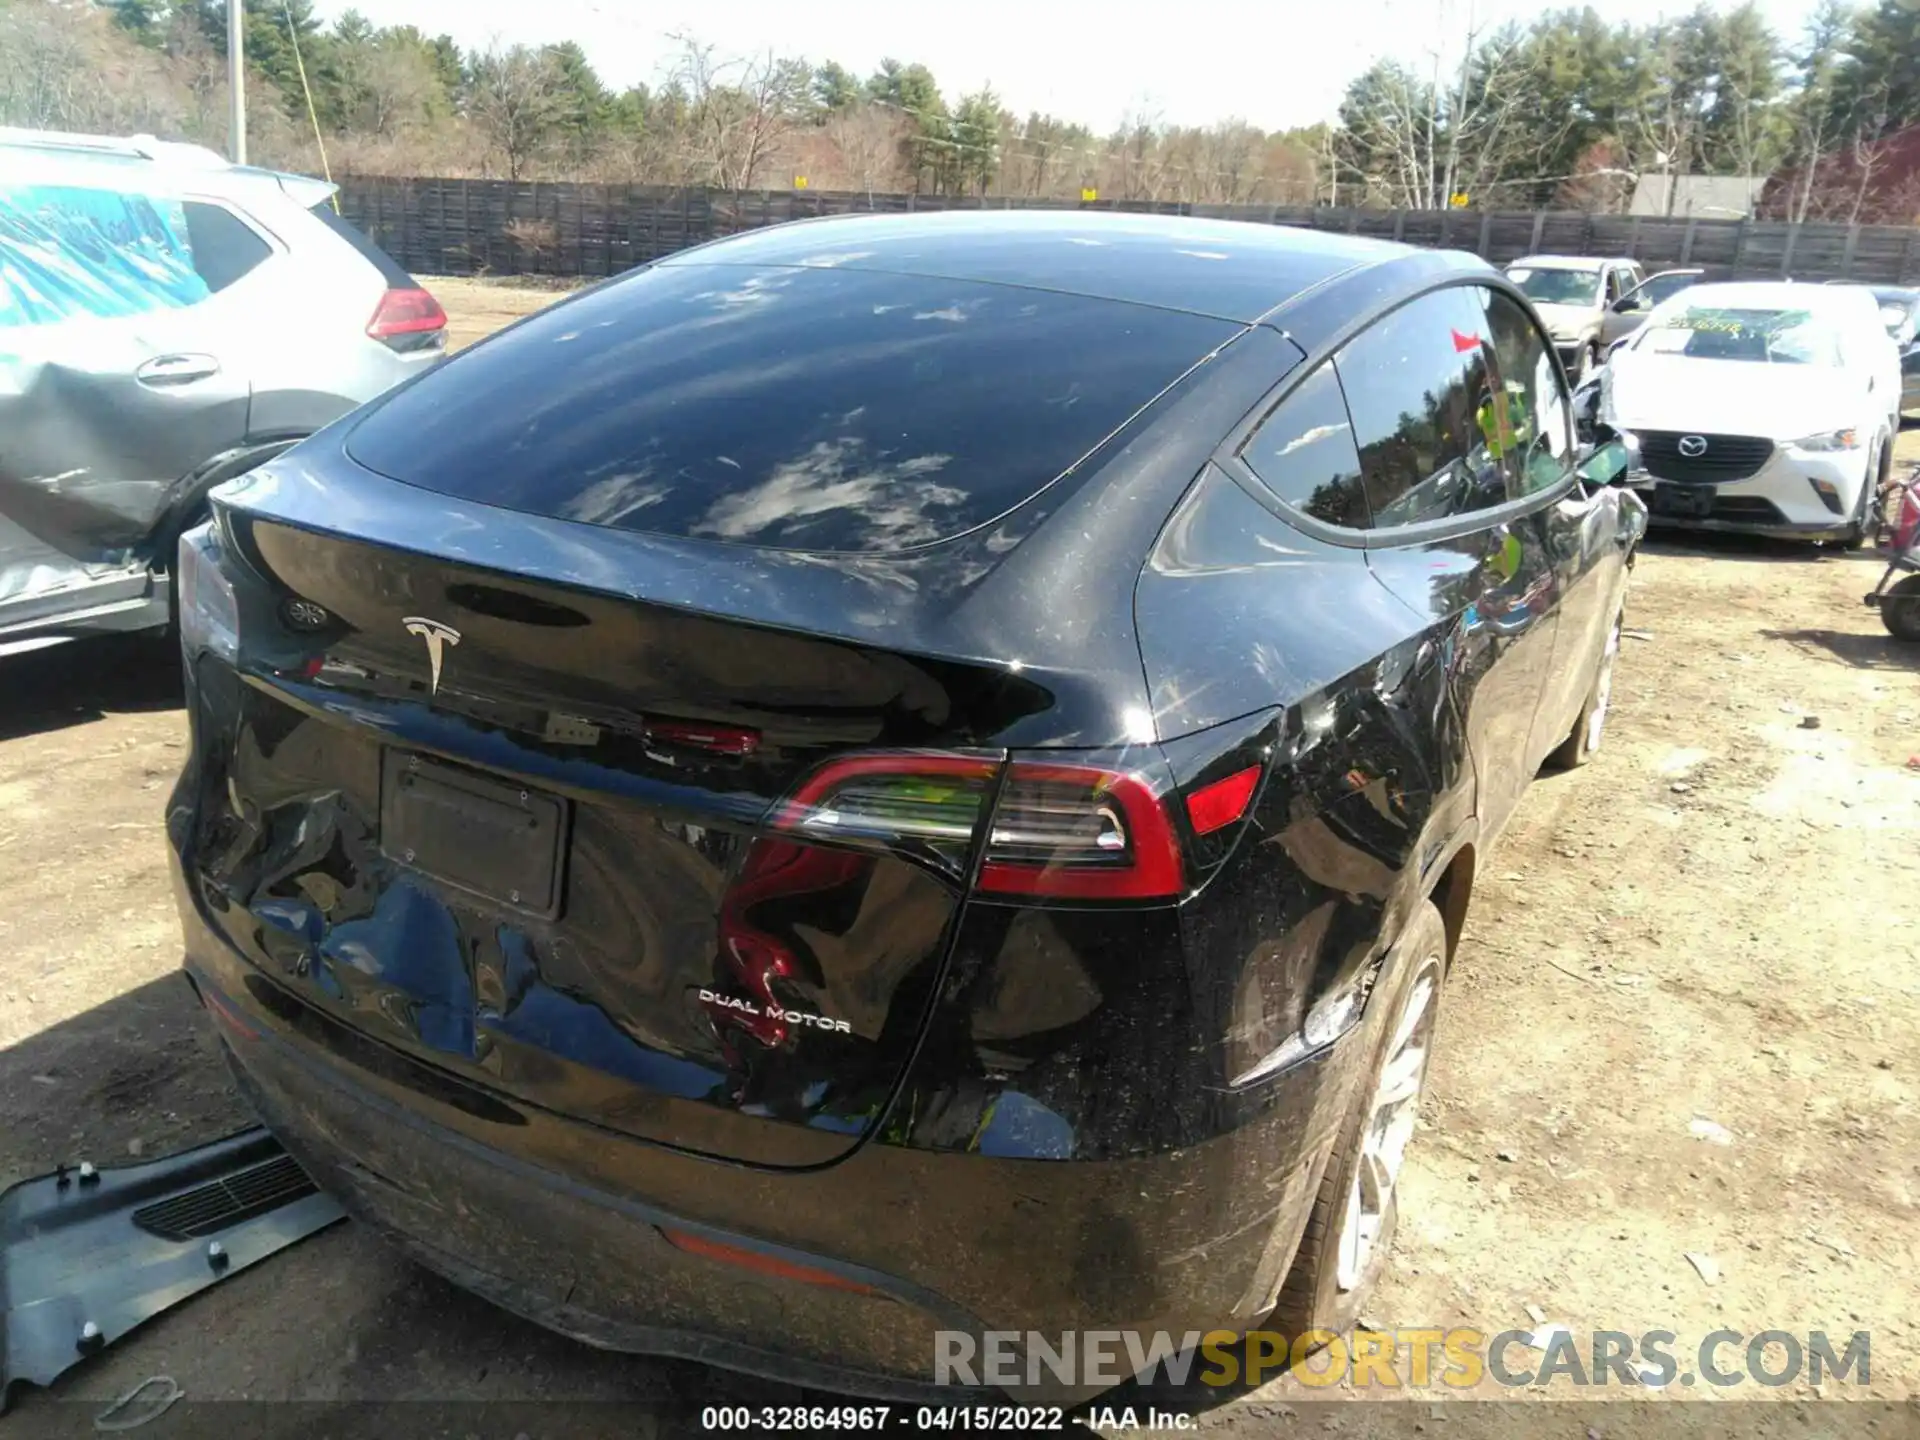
{"left": 339, "top": 39, "right": 442, "bottom": 140}
{"left": 1333, "top": 0, "right": 1565, "bottom": 212}
{"left": 465, "top": 43, "right": 567, "bottom": 180}
{"left": 825, "top": 106, "right": 910, "bottom": 196}
{"left": 666, "top": 34, "right": 810, "bottom": 192}
{"left": 1106, "top": 106, "right": 1170, "bottom": 201}
{"left": 0, "top": 0, "right": 184, "bottom": 135}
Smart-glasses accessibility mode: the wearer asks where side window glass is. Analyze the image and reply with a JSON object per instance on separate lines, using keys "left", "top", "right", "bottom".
{"left": 1334, "top": 286, "right": 1510, "bottom": 528}
{"left": 0, "top": 184, "right": 209, "bottom": 327}
{"left": 181, "top": 201, "right": 272, "bottom": 293}
{"left": 1239, "top": 361, "right": 1369, "bottom": 528}
{"left": 1479, "top": 286, "right": 1574, "bottom": 497}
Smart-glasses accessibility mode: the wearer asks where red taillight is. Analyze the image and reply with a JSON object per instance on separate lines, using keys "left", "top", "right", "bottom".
{"left": 367, "top": 287, "right": 446, "bottom": 343}
{"left": 977, "top": 763, "right": 1183, "bottom": 900}
{"left": 1185, "top": 764, "right": 1262, "bottom": 836}
{"left": 771, "top": 753, "right": 1185, "bottom": 901}
{"left": 658, "top": 1228, "right": 876, "bottom": 1295}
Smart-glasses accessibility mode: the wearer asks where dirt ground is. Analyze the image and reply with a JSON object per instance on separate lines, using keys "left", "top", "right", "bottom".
{"left": 3, "top": 277, "right": 1917, "bottom": 1433}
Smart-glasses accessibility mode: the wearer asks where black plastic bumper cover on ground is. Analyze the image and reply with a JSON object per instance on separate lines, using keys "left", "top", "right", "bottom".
{"left": 0, "top": 1127, "right": 344, "bottom": 1411}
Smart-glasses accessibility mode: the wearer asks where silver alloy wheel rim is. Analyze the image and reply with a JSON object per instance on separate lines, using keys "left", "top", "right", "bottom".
{"left": 1585, "top": 618, "right": 1621, "bottom": 753}
{"left": 1335, "top": 953, "right": 1443, "bottom": 1294}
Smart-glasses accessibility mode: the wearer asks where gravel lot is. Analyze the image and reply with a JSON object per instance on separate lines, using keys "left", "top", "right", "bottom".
{"left": 3, "top": 277, "right": 1917, "bottom": 1433}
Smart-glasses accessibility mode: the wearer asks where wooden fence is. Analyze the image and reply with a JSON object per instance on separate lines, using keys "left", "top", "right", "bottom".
{"left": 332, "top": 176, "right": 1920, "bottom": 286}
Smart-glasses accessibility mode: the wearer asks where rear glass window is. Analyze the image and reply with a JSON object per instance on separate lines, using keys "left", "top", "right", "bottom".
{"left": 309, "top": 200, "right": 414, "bottom": 287}
{"left": 182, "top": 201, "right": 271, "bottom": 291}
{"left": 345, "top": 263, "right": 1233, "bottom": 554}
{"left": 1240, "top": 362, "right": 1368, "bottom": 527}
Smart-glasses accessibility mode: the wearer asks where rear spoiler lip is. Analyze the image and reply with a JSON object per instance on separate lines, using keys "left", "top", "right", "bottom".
{"left": 211, "top": 434, "right": 1150, "bottom": 751}
{"left": 273, "top": 171, "right": 338, "bottom": 210}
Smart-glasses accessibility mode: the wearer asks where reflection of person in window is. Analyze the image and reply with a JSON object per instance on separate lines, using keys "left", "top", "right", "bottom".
{"left": 1468, "top": 377, "right": 1521, "bottom": 505}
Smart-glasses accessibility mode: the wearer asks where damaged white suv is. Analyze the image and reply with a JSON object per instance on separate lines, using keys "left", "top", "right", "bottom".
{"left": 0, "top": 128, "right": 446, "bottom": 659}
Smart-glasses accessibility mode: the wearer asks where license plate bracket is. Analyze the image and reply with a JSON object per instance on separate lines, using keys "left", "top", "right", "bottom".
{"left": 379, "top": 751, "right": 567, "bottom": 918}
{"left": 1653, "top": 483, "right": 1715, "bottom": 519}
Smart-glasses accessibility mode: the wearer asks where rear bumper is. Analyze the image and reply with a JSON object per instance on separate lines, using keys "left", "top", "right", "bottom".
{"left": 207, "top": 995, "right": 986, "bottom": 1403}
{"left": 175, "top": 877, "right": 1359, "bottom": 1405}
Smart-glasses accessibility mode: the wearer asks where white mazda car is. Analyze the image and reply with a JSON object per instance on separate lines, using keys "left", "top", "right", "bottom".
{"left": 1602, "top": 282, "right": 1902, "bottom": 546}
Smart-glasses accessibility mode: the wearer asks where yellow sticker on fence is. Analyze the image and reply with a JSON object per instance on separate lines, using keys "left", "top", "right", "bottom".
{"left": 1081, "top": 187, "right": 1098, "bottom": 202}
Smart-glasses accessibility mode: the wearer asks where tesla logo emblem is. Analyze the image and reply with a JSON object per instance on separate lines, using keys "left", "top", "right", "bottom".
{"left": 402, "top": 616, "right": 461, "bottom": 695}
{"left": 1678, "top": 435, "right": 1709, "bottom": 458}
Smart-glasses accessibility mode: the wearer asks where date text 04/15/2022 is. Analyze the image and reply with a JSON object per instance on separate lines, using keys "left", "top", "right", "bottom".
{"left": 698, "top": 1405, "right": 1196, "bottom": 1431}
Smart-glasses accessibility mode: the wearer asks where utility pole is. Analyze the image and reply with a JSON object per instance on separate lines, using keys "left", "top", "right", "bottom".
{"left": 227, "top": 0, "right": 247, "bottom": 165}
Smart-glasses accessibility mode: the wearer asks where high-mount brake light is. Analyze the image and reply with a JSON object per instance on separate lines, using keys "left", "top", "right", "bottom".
{"left": 646, "top": 719, "right": 761, "bottom": 757}
{"left": 771, "top": 753, "right": 1185, "bottom": 901}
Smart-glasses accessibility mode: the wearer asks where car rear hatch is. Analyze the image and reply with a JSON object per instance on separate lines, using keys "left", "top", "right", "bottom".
{"left": 173, "top": 264, "right": 1242, "bottom": 1168}
{"left": 179, "top": 507, "right": 1071, "bottom": 1167}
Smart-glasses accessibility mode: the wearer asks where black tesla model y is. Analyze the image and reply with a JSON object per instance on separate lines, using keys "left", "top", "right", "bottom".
{"left": 168, "top": 211, "right": 1644, "bottom": 1403}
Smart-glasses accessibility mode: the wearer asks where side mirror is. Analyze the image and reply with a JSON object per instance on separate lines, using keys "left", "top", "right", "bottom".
{"left": 1612, "top": 295, "right": 1641, "bottom": 314}
{"left": 1576, "top": 437, "right": 1631, "bottom": 487}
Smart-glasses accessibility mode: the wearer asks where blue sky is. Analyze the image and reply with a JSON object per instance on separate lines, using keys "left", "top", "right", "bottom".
{"left": 314, "top": 0, "right": 1825, "bottom": 133}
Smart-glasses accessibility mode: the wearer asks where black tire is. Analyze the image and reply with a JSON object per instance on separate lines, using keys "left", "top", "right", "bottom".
{"left": 1547, "top": 607, "right": 1623, "bottom": 770}
{"left": 1884, "top": 575, "right": 1920, "bottom": 642}
{"left": 1269, "top": 899, "right": 1449, "bottom": 1344}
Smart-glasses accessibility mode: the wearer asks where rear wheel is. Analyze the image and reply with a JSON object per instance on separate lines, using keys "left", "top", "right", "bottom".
{"left": 1884, "top": 575, "right": 1920, "bottom": 642}
{"left": 1547, "top": 607, "right": 1622, "bottom": 770}
{"left": 1269, "top": 900, "right": 1448, "bottom": 1343}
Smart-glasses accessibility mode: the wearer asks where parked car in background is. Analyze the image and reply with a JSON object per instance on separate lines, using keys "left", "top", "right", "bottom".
{"left": 1504, "top": 254, "right": 1645, "bottom": 382}
{"left": 1856, "top": 285, "right": 1919, "bottom": 414}
{"left": 170, "top": 211, "right": 1643, "bottom": 1405}
{"left": 1599, "top": 267, "right": 1730, "bottom": 351}
{"left": 0, "top": 127, "right": 445, "bottom": 660}
{"left": 1604, "top": 281, "right": 1902, "bottom": 545}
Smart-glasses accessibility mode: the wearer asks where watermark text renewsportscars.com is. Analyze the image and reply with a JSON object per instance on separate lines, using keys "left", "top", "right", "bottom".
{"left": 934, "top": 1328, "right": 1870, "bottom": 1391}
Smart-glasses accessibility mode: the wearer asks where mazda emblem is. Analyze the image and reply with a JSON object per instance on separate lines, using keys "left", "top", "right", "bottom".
{"left": 1677, "top": 435, "right": 1709, "bottom": 458}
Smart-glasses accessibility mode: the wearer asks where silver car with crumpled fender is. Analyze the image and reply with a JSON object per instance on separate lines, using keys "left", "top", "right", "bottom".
{"left": 0, "top": 127, "right": 446, "bottom": 659}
